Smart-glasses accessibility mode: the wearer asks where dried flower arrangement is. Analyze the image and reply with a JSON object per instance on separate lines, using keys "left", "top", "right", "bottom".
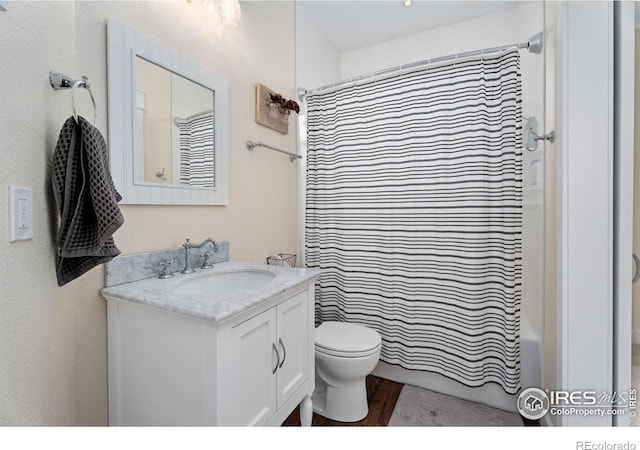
{"left": 269, "top": 93, "right": 300, "bottom": 114}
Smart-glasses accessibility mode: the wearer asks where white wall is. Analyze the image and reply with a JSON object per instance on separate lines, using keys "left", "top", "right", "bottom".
{"left": 295, "top": 2, "right": 340, "bottom": 91}
{"left": 0, "top": 1, "right": 79, "bottom": 426}
{"left": 0, "top": 0, "right": 298, "bottom": 425}
{"left": 308, "top": 2, "right": 545, "bottom": 341}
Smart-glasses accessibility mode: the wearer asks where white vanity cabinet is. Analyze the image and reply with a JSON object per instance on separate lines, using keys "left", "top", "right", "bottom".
{"left": 105, "top": 280, "right": 316, "bottom": 426}
{"left": 226, "top": 292, "right": 307, "bottom": 426}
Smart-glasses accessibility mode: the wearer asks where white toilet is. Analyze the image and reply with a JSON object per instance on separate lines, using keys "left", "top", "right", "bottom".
{"left": 312, "top": 321, "right": 382, "bottom": 422}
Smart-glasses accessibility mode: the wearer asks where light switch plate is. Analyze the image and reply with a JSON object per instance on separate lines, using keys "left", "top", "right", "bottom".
{"left": 9, "top": 186, "right": 33, "bottom": 242}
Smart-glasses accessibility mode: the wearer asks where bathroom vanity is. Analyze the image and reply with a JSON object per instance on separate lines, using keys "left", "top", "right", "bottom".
{"left": 101, "top": 260, "right": 319, "bottom": 426}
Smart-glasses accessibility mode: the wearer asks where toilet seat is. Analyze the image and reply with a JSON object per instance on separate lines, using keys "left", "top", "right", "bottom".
{"left": 315, "top": 321, "right": 382, "bottom": 358}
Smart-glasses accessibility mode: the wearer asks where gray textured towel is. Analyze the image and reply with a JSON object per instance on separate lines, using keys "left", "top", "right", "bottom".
{"left": 52, "top": 116, "right": 124, "bottom": 286}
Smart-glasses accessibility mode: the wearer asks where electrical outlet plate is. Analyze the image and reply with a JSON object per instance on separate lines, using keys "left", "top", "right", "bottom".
{"left": 9, "top": 186, "right": 33, "bottom": 242}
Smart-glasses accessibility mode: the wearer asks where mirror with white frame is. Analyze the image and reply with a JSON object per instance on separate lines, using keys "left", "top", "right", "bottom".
{"left": 107, "top": 19, "right": 228, "bottom": 205}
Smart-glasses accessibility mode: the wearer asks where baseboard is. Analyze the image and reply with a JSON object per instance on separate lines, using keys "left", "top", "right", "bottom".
{"left": 633, "top": 329, "right": 640, "bottom": 344}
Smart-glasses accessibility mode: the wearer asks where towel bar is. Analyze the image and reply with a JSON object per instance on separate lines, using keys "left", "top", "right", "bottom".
{"left": 246, "top": 140, "right": 301, "bottom": 162}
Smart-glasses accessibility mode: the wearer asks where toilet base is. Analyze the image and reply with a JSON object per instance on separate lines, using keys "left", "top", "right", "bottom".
{"left": 312, "top": 374, "right": 369, "bottom": 422}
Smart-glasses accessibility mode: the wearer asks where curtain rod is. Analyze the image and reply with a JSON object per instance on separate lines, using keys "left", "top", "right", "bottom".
{"left": 300, "top": 32, "right": 543, "bottom": 99}
{"left": 173, "top": 109, "right": 213, "bottom": 126}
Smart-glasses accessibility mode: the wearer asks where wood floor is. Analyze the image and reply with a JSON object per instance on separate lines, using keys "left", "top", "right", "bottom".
{"left": 282, "top": 375, "right": 403, "bottom": 426}
{"left": 282, "top": 375, "right": 539, "bottom": 426}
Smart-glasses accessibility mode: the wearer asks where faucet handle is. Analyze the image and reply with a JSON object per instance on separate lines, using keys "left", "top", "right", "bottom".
{"left": 158, "top": 260, "right": 174, "bottom": 279}
{"left": 201, "top": 252, "right": 214, "bottom": 269}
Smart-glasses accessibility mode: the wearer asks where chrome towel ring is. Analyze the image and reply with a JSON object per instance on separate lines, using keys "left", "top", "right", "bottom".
{"left": 72, "top": 76, "right": 97, "bottom": 126}
{"left": 49, "top": 71, "right": 98, "bottom": 127}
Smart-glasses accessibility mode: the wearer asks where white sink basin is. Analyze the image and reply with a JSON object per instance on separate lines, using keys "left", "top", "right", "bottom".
{"left": 173, "top": 270, "right": 276, "bottom": 296}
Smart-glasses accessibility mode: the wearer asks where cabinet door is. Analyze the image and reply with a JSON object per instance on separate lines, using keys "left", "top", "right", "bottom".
{"left": 276, "top": 292, "right": 308, "bottom": 407}
{"left": 231, "top": 307, "right": 277, "bottom": 426}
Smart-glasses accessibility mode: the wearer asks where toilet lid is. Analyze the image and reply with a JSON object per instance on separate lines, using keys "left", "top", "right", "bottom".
{"left": 315, "top": 321, "right": 381, "bottom": 356}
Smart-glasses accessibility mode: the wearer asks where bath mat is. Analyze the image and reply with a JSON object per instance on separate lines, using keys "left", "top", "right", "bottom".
{"left": 389, "top": 384, "right": 523, "bottom": 427}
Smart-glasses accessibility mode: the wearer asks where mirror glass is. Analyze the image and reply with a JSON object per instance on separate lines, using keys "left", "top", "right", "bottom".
{"left": 107, "top": 18, "right": 228, "bottom": 205}
{"left": 135, "top": 57, "right": 215, "bottom": 188}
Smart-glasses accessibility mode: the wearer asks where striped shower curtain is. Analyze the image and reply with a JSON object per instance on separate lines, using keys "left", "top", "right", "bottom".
{"left": 177, "top": 110, "right": 215, "bottom": 188}
{"left": 305, "top": 51, "right": 522, "bottom": 394}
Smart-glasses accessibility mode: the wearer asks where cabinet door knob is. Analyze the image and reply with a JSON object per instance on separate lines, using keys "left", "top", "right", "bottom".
{"left": 278, "top": 338, "right": 286, "bottom": 368}
{"left": 272, "top": 342, "right": 280, "bottom": 374}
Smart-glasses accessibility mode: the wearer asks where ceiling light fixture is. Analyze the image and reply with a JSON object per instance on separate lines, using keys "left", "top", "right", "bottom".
{"left": 217, "top": 0, "right": 242, "bottom": 28}
{"left": 402, "top": 0, "right": 413, "bottom": 6}
{"left": 186, "top": 0, "right": 242, "bottom": 28}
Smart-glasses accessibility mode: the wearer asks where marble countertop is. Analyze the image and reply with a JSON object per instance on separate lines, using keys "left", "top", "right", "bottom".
{"left": 100, "top": 261, "right": 320, "bottom": 325}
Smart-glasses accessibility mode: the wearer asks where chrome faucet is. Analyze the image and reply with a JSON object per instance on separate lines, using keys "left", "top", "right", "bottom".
{"left": 181, "top": 238, "right": 219, "bottom": 274}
